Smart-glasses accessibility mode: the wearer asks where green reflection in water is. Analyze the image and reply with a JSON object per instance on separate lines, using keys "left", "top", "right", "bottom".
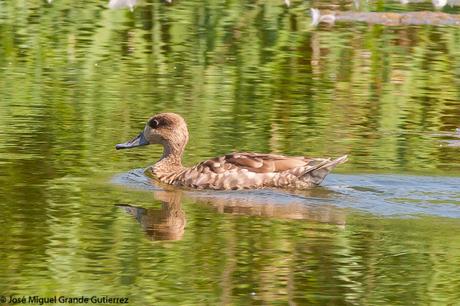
{"left": 1, "top": 178, "right": 460, "bottom": 305}
{"left": 0, "top": 0, "right": 460, "bottom": 305}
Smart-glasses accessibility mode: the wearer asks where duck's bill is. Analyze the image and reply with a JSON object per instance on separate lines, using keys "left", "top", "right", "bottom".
{"left": 116, "top": 132, "right": 149, "bottom": 150}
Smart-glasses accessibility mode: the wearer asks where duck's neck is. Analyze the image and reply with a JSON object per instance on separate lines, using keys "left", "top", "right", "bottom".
{"left": 152, "top": 142, "right": 185, "bottom": 175}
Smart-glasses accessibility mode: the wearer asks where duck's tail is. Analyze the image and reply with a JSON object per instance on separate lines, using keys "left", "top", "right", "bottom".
{"left": 303, "top": 155, "right": 348, "bottom": 185}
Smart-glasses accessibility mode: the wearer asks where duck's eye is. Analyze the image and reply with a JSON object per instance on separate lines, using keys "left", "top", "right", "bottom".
{"left": 148, "top": 119, "right": 160, "bottom": 129}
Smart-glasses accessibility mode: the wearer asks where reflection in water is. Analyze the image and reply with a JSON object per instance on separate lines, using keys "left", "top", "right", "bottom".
{"left": 113, "top": 168, "right": 460, "bottom": 219}
{"left": 108, "top": 0, "right": 288, "bottom": 10}
{"left": 190, "top": 191, "right": 346, "bottom": 225}
{"left": 354, "top": 0, "right": 460, "bottom": 8}
{"left": 1, "top": 0, "right": 460, "bottom": 304}
{"left": 1, "top": 1, "right": 460, "bottom": 175}
{"left": 108, "top": 0, "right": 138, "bottom": 10}
{"left": 433, "top": 128, "right": 460, "bottom": 147}
{"left": 117, "top": 191, "right": 185, "bottom": 240}
{"left": 432, "top": 0, "right": 448, "bottom": 8}
{"left": 117, "top": 188, "right": 346, "bottom": 241}
{"left": 312, "top": 9, "right": 460, "bottom": 26}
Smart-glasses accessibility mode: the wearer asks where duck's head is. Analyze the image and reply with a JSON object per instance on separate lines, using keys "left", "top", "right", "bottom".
{"left": 116, "top": 113, "right": 189, "bottom": 154}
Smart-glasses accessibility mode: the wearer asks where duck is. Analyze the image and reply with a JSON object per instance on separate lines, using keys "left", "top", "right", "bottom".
{"left": 116, "top": 113, "right": 348, "bottom": 190}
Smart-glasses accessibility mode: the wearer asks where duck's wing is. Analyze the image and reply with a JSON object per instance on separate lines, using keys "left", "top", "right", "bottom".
{"left": 179, "top": 153, "right": 347, "bottom": 189}
{"left": 198, "top": 152, "right": 331, "bottom": 174}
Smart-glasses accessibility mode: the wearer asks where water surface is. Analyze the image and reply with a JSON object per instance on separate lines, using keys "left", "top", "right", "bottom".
{"left": 1, "top": 0, "right": 460, "bottom": 305}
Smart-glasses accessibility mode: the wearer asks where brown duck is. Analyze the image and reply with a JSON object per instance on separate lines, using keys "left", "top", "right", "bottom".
{"left": 116, "top": 113, "right": 348, "bottom": 190}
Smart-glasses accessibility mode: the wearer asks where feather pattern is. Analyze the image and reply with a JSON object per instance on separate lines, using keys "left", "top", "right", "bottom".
{"left": 146, "top": 152, "right": 348, "bottom": 190}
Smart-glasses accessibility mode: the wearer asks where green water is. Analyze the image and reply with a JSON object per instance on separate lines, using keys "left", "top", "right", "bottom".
{"left": 1, "top": 1, "right": 460, "bottom": 305}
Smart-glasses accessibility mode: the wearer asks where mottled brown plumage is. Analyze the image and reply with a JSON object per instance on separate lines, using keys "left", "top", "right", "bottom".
{"left": 116, "top": 113, "right": 348, "bottom": 190}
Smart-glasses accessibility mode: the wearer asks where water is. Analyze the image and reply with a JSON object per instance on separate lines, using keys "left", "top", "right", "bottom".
{"left": 1, "top": 0, "right": 460, "bottom": 305}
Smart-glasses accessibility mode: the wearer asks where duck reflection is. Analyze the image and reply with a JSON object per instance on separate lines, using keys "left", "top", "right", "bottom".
{"left": 117, "top": 187, "right": 346, "bottom": 241}
{"left": 117, "top": 191, "right": 186, "bottom": 241}
{"left": 194, "top": 188, "right": 346, "bottom": 225}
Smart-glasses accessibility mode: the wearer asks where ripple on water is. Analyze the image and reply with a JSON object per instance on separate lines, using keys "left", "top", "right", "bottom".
{"left": 112, "top": 170, "right": 460, "bottom": 219}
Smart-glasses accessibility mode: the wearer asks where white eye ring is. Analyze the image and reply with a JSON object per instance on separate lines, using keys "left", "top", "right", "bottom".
{"left": 149, "top": 119, "right": 160, "bottom": 128}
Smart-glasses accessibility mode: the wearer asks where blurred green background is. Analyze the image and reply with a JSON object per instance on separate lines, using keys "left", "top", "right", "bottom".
{"left": 0, "top": 0, "right": 459, "bottom": 305}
